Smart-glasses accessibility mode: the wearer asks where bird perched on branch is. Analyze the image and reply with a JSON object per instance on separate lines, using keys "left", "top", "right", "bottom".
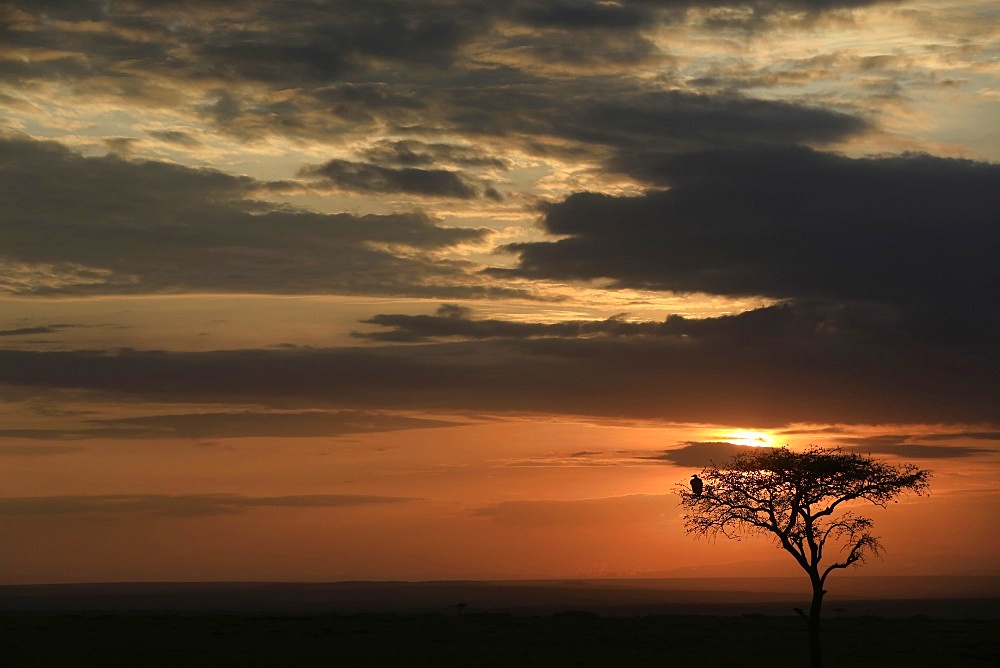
{"left": 690, "top": 474, "right": 704, "bottom": 496}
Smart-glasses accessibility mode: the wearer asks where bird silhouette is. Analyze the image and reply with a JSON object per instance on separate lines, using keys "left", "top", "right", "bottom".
{"left": 690, "top": 474, "right": 704, "bottom": 496}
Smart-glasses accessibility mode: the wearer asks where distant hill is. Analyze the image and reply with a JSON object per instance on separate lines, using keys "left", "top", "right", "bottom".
{"left": 1, "top": 576, "right": 997, "bottom": 618}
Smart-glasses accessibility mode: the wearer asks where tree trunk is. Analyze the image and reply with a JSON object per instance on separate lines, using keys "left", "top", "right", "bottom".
{"left": 795, "top": 578, "right": 825, "bottom": 668}
{"left": 807, "top": 583, "right": 825, "bottom": 668}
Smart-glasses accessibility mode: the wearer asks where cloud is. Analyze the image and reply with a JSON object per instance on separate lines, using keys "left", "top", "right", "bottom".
{"left": 146, "top": 130, "right": 201, "bottom": 147}
{"left": 312, "top": 78, "right": 866, "bottom": 167}
{"left": 3, "top": 300, "right": 996, "bottom": 427}
{"left": 0, "top": 445, "right": 85, "bottom": 457}
{"left": 839, "top": 435, "right": 995, "bottom": 459}
{"left": 0, "top": 135, "right": 525, "bottom": 298}
{"left": 0, "top": 324, "right": 79, "bottom": 337}
{"left": 440, "top": 88, "right": 866, "bottom": 162}
{"left": 0, "top": 410, "right": 461, "bottom": 441}
{"left": 849, "top": 444, "right": 994, "bottom": 459}
{"left": 473, "top": 494, "right": 670, "bottom": 526}
{"left": 354, "top": 308, "right": 663, "bottom": 342}
{"left": 1, "top": 0, "right": 890, "bottom": 97}
{"left": 646, "top": 433, "right": 997, "bottom": 462}
{"left": 2, "top": 0, "right": 994, "bottom": 583}
{"left": 505, "top": 147, "right": 1000, "bottom": 351}
{"left": 360, "top": 140, "right": 510, "bottom": 170}
{"left": 641, "top": 436, "right": 995, "bottom": 466}
{"left": 0, "top": 493, "right": 417, "bottom": 518}
{"left": 353, "top": 299, "right": 908, "bottom": 343}
{"left": 2, "top": 1, "right": 480, "bottom": 88}
{"left": 514, "top": 2, "right": 652, "bottom": 31}
{"left": 642, "top": 442, "right": 761, "bottom": 468}
{"left": 571, "top": 91, "right": 867, "bottom": 151}
{"left": 918, "top": 432, "right": 1000, "bottom": 442}
{"left": 2, "top": 2, "right": 873, "bottom": 156}
{"left": 299, "top": 159, "right": 488, "bottom": 200}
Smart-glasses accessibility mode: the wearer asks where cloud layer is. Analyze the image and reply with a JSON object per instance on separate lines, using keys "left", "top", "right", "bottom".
{"left": 0, "top": 135, "right": 511, "bottom": 298}
{"left": 0, "top": 493, "right": 417, "bottom": 518}
{"left": 507, "top": 147, "right": 1000, "bottom": 351}
{"left": 3, "top": 300, "right": 997, "bottom": 426}
{"left": 1, "top": 0, "right": 997, "bottom": 432}
{"left": 0, "top": 410, "right": 459, "bottom": 441}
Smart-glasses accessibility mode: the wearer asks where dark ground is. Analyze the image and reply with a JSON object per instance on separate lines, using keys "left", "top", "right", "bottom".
{"left": 1, "top": 612, "right": 997, "bottom": 667}
{"left": 1, "top": 580, "right": 996, "bottom": 666}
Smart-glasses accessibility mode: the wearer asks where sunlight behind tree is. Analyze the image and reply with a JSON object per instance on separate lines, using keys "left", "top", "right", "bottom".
{"left": 677, "top": 446, "right": 931, "bottom": 668}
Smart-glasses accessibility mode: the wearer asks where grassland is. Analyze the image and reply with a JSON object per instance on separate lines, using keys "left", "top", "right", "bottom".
{"left": 2, "top": 611, "right": 997, "bottom": 667}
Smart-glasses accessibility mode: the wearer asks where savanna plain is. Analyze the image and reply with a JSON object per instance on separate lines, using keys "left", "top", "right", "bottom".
{"left": 3, "top": 610, "right": 996, "bottom": 667}
{"left": 1, "top": 579, "right": 996, "bottom": 667}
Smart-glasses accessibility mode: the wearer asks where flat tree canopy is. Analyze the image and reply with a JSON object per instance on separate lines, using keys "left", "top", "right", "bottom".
{"left": 678, "top": 445, "right": 931, "bottom": 668}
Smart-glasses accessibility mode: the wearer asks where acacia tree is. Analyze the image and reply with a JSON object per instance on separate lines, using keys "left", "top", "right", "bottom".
{"left": 678, "top": 446, "right": 930, "bottom": 668}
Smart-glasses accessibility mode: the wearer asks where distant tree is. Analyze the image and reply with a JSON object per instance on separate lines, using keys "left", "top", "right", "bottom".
{"left": 677, "top": 446, "right": 930, "bottom": 668}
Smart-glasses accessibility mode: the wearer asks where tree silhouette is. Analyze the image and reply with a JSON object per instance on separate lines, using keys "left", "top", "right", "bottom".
{"left": 677, "top": 446, "right": 930, "bottom": 668}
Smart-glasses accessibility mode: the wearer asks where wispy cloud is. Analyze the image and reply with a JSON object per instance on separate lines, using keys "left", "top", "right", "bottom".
{"left": 839, "top": 435, "right": 996, "bottom": 459}
{"left": 0, "top": 410, "right": 461, "bottom": 441}
{"left": 641, "top": 442, "right": 760, "bottom": 468}
{"left": 0, "top": 324, "right": 81, "bottom": 337}
{"left": 0, "top": 493, "right": 418, "bottom": 518}
{"left": 473, "top": 494, "right": 669, "bottom": 526}
{"left": 0, "top": 444, "right": 85, "bottom": 457}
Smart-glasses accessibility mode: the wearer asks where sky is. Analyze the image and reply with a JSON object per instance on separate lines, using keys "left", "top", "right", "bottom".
{"left": 0, "top": 0, "right": 998, "bottom": 586}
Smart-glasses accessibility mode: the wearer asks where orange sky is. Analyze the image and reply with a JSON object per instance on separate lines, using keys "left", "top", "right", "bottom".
{"left": 1, "top": 0, "right": 998, "bottom": 587}
{"left": 2, "top": 411, "right": 997, "bottom": 584}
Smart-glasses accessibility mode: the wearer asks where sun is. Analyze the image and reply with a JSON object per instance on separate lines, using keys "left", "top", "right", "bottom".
{"left": 721, "top": 430, "right": 775, "bottom": 448}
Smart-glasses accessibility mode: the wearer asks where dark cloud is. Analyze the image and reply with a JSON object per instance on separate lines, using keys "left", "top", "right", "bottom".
{"left": 2, "top": 1, "right": 481, "bottom": 89}
{"left": 3, "top": 301, "right": 996, "bottom": 426}
{"left": 642, "top": 436, "right": 994, "bottom": 466}
{"left": 0, "top": 493, "right": 417, "bottom": 518}
{"left": 918, "top": 432, "right": 1000, "bottom": 442}
{"left": 353, "top": 300, "right": 908, "bottom": 343}
{"left": 0, "top": 445, "right": 85, "bottom": 457}
{"left": 529, "top": 36, "right": 659, "bottom": 69}
{"left": 0, "top": 325, "right": 79, "bottom": 337}
{"left": 578, "top": 92, "right": 866, "bottom": 150}
{"left": 360, "top": 140, "right": 510, "bottom": 169}
{"left": 442, "top": 87, "right": 866, "bottom": 161}
{"left": 1, "top": 1, "right": 869, "bottom": 154}
{"left": 515, "top": 2, "right": 652, "bottom": 30}
{"left": 0, "top": 135, "right": 523, "bottom": 298}
{"left": 354, "top": 310, "right": 659, "bottom": 342}
{"left": 313, "top": 83, "right": 426, "bottom": 125}
{"left": 300, "top": 159, "right": 484, "bottom": 199}
{"left": 492, "top": 15, "right": 662, "bottom": 69}
{"left": 299, "top": 141, "right": 507, "bottom": 200}
{"left": 642, "top": 442, "right": 760, "bottom": 467}
{"left": 0, "top": 410, "right": 460, "bottom": 441}
{"left": 648, "top": 432, "right": 997, "bottom": 462}
{"left": 146, "top": 130, "right": 201, "bottom": 146}
{"left": 436, "top": 303, "right": 473, "bottom": 319}
{"left": 0, "top": 2, "right": 992, "bottom": 433}
{"left": 839, "top": 435, "right": 994, "bottom": 459}
{"left": 845, "top": 444, "right": 994, "bottom": 459}
{"left": 1, "top": 0, "right": 886, "bottom": 97}
{"left": 506, "top": 147, "right": 1000, "bottom": 351}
